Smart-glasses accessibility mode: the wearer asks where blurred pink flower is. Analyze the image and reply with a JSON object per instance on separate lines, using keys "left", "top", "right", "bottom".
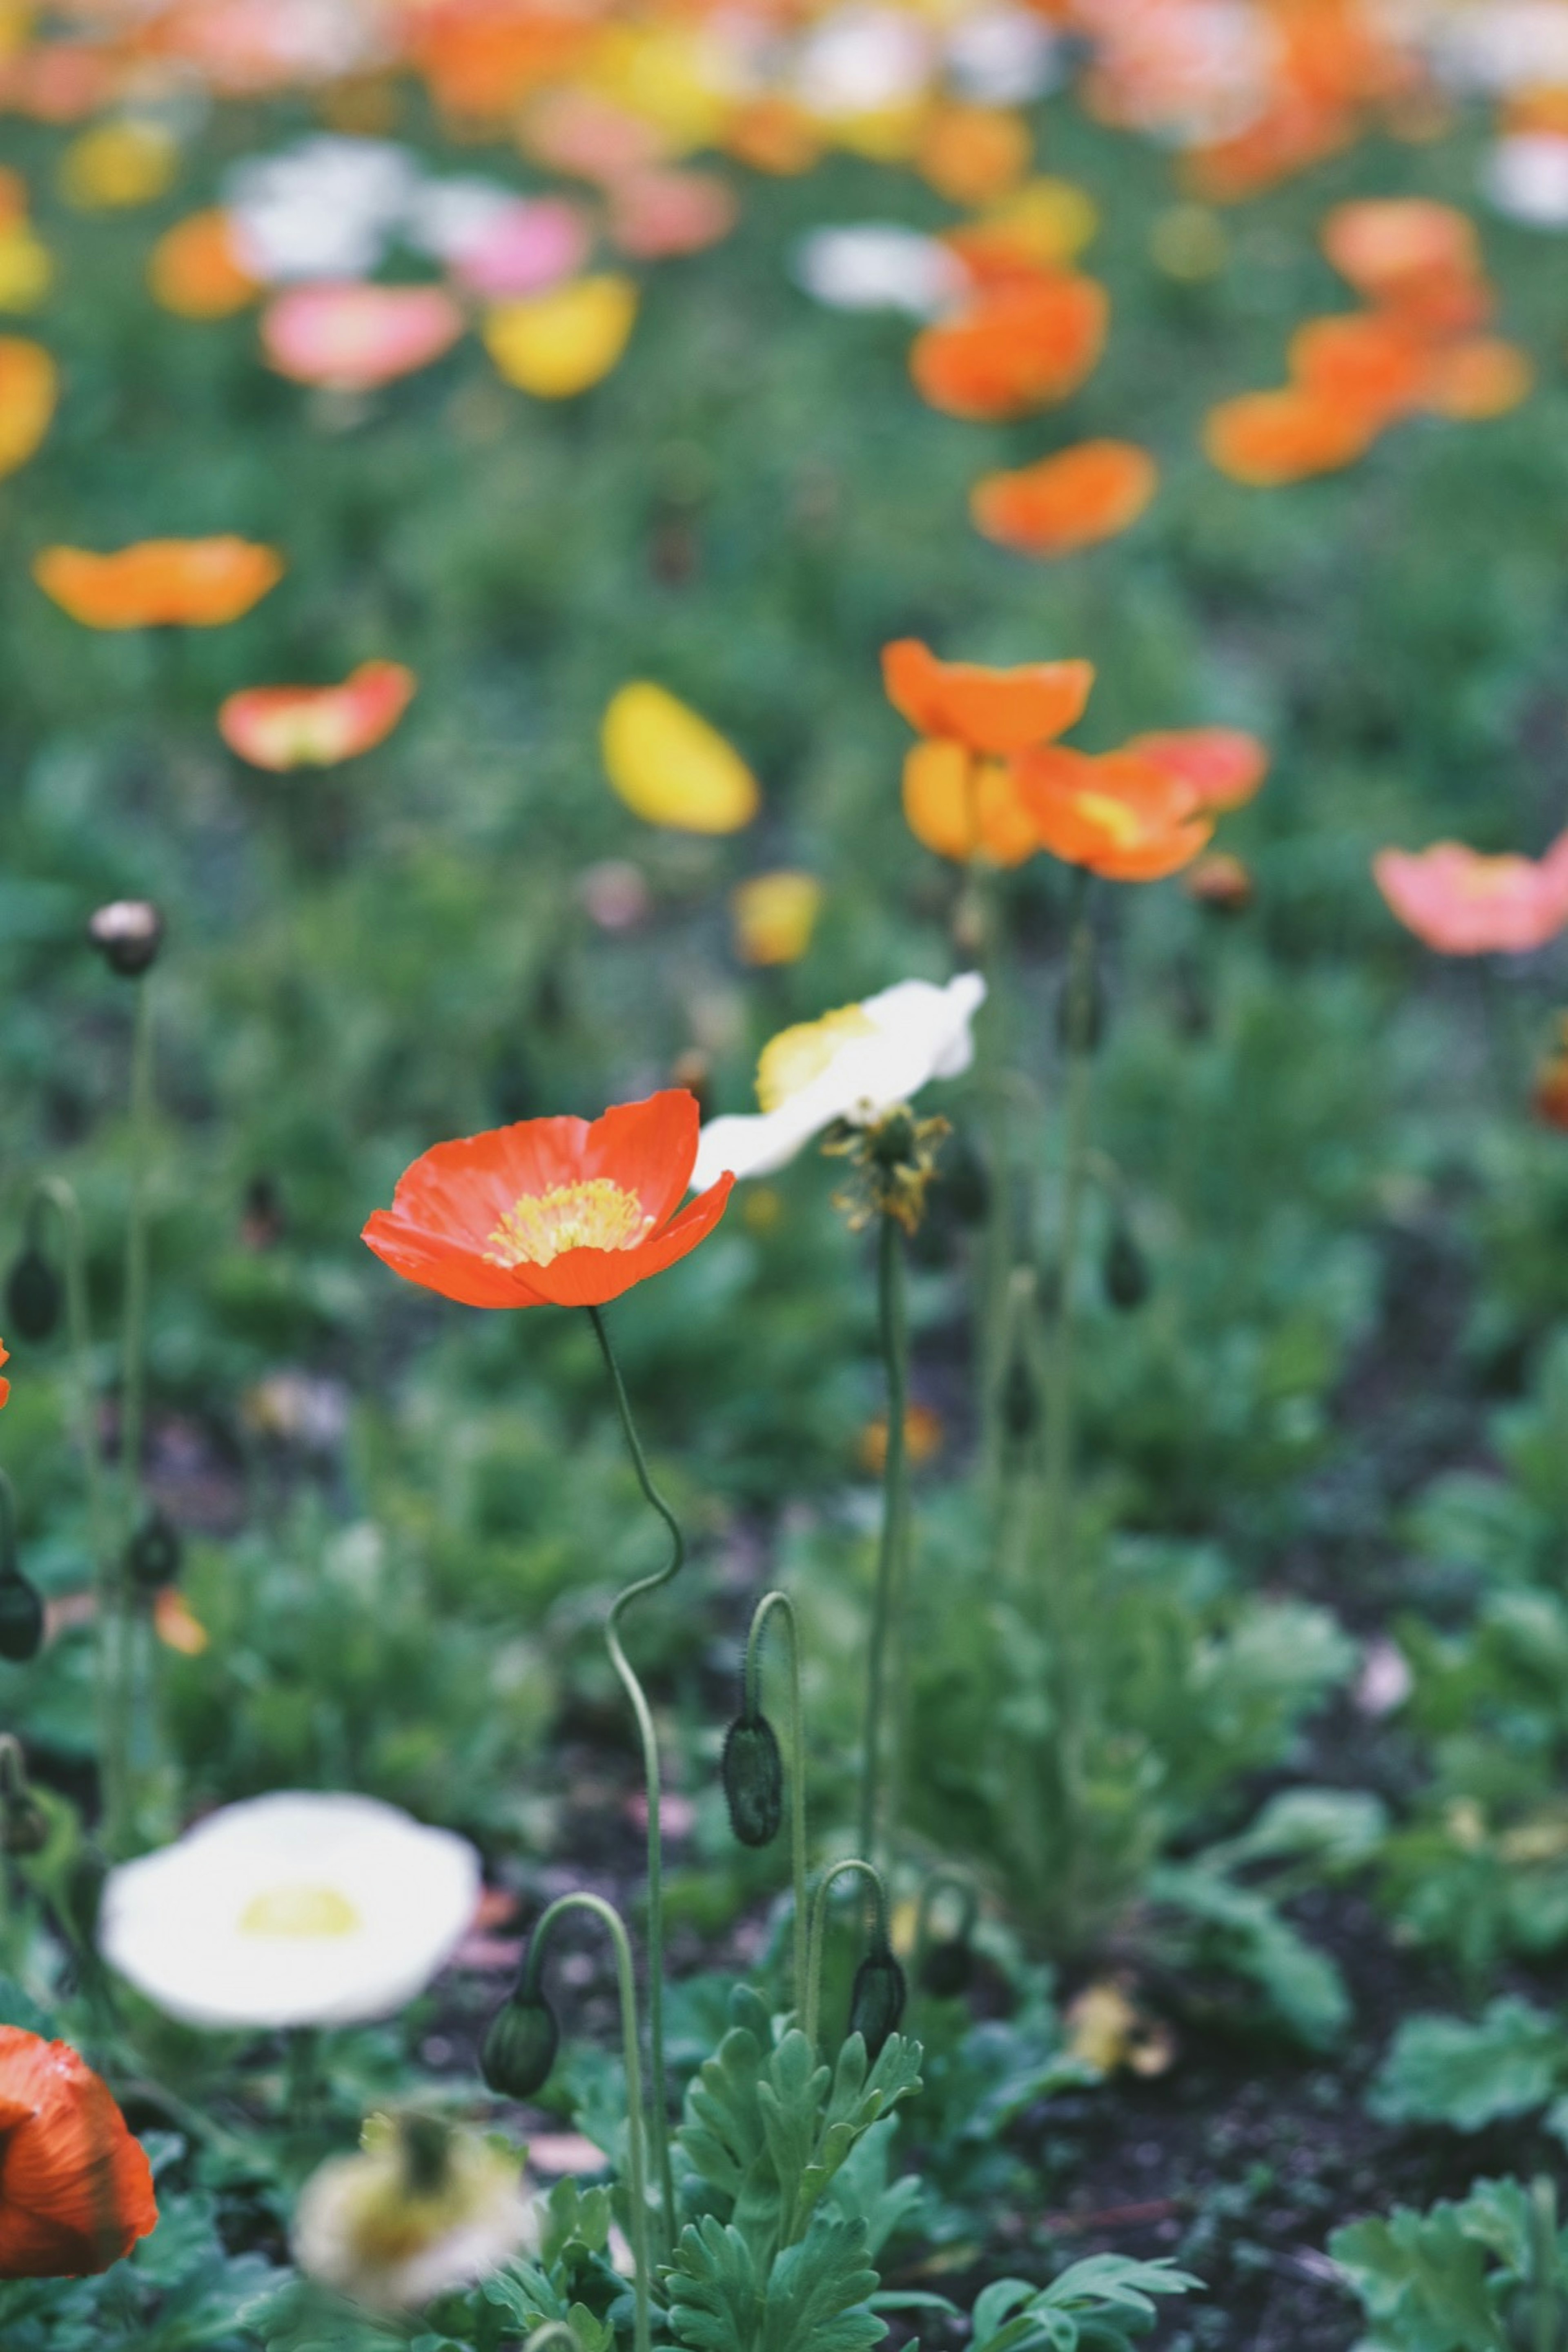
{"left": 261, "top": 282, "right": 464, "bottom": 391}
{"left": 449, "top": 197, "right": 590, "bottom": 298}
{"left": 609, "top": 169, "right": 738, "bottom": 259}
{"left": 1374, "top": 834, "right": 1568, "bottom": 955}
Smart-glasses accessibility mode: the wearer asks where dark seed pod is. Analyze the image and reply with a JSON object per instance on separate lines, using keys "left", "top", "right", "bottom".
{"left": 919, "top": 1934, "right": 973, "bottom": 2000}
{"left": 481, "top": 1987, "right": 560, "bottom": 2099}
{"left": 6, "top": 1246, "right": 63, "bottom": 1343}
{"left": 87, "top": 899, "right": 164, "bottom": 978}
{"left": 127, "top": 1508, "right": 183, "bottom": 1592}
{"left": 722, "top": 1713, "right": 784, "bottom": 1849}
{"left": 847, "top": 1948, "right": 907, "bottom": 2061}
{"left": 0, "top": 1570, "right": 44, "bottom": 1664}
{"left": 1001, "top": 1352, "right": 1039, "bottom": 1441}
{"left": 1103, "top": 1219, "right": 1151, "bottom": 1312}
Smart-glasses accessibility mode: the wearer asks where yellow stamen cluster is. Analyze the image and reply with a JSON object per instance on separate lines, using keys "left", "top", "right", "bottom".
{"left": 485, "top": 1178, "right": 653, "bottom": 1268}
{"left": 240, "top": 1885, "right": 361, "bottom": 1938}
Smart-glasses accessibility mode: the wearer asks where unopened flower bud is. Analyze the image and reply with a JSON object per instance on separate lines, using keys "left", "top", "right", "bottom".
{"left": 847, "top": 1946, "right": 906, "bottom": 2060}
{"left": 127, "top": 1508, "right": 183, "bottom": 1592}
{"left": 0, "top": 1568, "right": 44, "bottom": 1663}
{"left": 1102, "top": 1218, "right": 1151, "bottom": 1312}
{"left": 88, "top": 899, "right": 164, "bottom": 978}
{"left": 6, "top": 1246, "right": 62, "bottom": 1343}
{"left": 919, "top": 1934, "right": 973, "bottom": 1999}
{"left": 1184, "top": 850, "right": 1253, "bottom": 916}
{"left": 481, "top": 1987, "right": 560, "bottom": 2100}
{"left": 722, "top": 1713, "right": 783, "bottom": 1849}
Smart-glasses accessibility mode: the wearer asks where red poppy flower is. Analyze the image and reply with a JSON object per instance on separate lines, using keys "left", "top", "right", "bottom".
{"left": 218, "top": 662, "right": 416, "bottom": 771}
{"left": 0, "top": 2027, "right": 157, "bottom": 2278}
{"left": 362, "top": 1091, "right": 733, "bottom": 1310}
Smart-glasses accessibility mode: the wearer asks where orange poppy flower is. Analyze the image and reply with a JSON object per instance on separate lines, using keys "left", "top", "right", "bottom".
{"left": 1319, "top": 198, "right": 1489, "bottom": 334}
{"left": 147, "top": 209, "right": 260, "bottom": 318}
{"left": 1374, "top": 837, "right": 1568, "bottom": 956}
{"left": 218, "top": 662, "right": 416, "bottom": 771}
{"left": 910, "top": 272, "right": 1108, "bottom": 422}
{"left": 33, "top": 538, "right": 285, "bottom": 629}
{"left": 1287, "top": 313, "right": 1431, "bottom": 430}
{"left": 262, "top": 284, "right": 465, "bottom": 394}
{"left": 1204, "top": 387, "right": 1377, "bottom": 486}
{"left": 917, "top": 105, "right": 1031, "bottom": 207}
{"left": 1420, "top": 337, "right": 1534, "bottom": 422}
{"left": 0, "top": 337, "right": 55, "bottom": 482}
{"left": 1125, "top": 726, "right": 1271, "bottom": 813}
{"left": 882, "top": 638, "right": 1094, "bottom": 756}
{"left": 970, "top": 439, "right": 1158, "bottom": 558}
{"left": 902, "top": 739, "right": 1039, "bottom": 867}
{"left": 1017, "top": 746, "right": 1213, "bottom": 882}
{"left": 362, "top": 1091, "right": 733, "bottom": 1311}
{"left": 0, "top": 2027, "right": 157, "bottom": 2277}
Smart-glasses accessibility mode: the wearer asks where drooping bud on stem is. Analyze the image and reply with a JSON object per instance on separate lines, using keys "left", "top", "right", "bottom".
{"left": 722, "top": 1711, "right": 784, "bottom": 1848}
{"left": 481, "top": 1984, "right": 561, "bottom": 2101}
{"left": 848, "top": 1942, "right": 907, "bottom": 2061}
{"left": 87, "top": 899, "right": 164, "bottom": 979}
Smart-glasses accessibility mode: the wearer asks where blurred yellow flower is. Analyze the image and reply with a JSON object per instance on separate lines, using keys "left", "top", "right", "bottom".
{"left": 0, "top": 224, "right": 51, "bottom": 311}
{"left": 0, "top": 336, "right": 56, "bottom": 479}
{"left": 154, "top": 1588, "right": 209, "bottom": 1656}
{"left": 484, "top": 276, "right": 637, "bottom": 398}
{"left": 983, "top": 176, "right": 1099, "bottom": 267}
{"left": 59, "top": 120, "right": 179, "bottom": 212}
{"left": 732, "top": 872, "right": 823, "bottom": 966}
{"left": 587, "top": 24, "right": 730, "bottom": 153}
{"left": 602, "top": 681, "right": 760, "bottom": 833}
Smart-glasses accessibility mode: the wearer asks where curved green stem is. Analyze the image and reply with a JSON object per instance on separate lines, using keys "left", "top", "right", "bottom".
{"left": 741, "top": 1591, "right": 809, "bottom": 2012}
{"left": 586, "top": 1305, "right": 680, "bottom": 2250}
{"left": 859, "top": 1214, "right": 909, "bottom": 1871}
{"left": 520, "top": 1893, "right": 653, "bottom": 2352}
{"left": 804, "top": 1858, "right": 891, "bottom": 2055}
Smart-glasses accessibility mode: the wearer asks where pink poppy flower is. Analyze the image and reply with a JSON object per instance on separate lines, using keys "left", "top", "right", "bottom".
{"left": 1374, "top": 835, "right": 1568, "bottom": 956}
{"left": 218, "top": 660, "right": 416, "bottom": 770}
{"left": 448, "top": 198, "right": 590, "bottom": 298}
{"left": 261, "top": 283, "right": 465, "bottom": 392}
{"left": 609, "top": 170, "right": 738, "bottom": 260}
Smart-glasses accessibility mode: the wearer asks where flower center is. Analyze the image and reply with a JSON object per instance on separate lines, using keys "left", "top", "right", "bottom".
{"left": 485, "top": 1178, "right": 655, "bottom": 1267}
{"left": 755, "top": 1005, "right": 875, "bottom": 1111}
{"left": 1073, "top": 789, "right": 1149, "bottom": 850}
{"left": 239, "top": 1885, "right": 361, "bottom": 1938}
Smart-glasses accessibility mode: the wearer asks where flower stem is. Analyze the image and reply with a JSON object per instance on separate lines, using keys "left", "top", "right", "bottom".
{"left": 858, "top": 1213, "right": 910, "bottom": 1871}
{"left": 741, "top": 1590, "right": 809, "bottom": 2012}
{"left": 110, "top": 979, "right": 156, "bottom": 1855}
{"left": 804, "top": 1858, "right": 891, "bottom": 2055}
{"left": 1040, "top": 878, "right": 1096, "bottom": 1898}
{"left": 520, "top": 1893, "right": 653, "bottom": 2352}
{"left": 968, "top": 870, "right": 1013, "bottom": 1492}
{"left": 586, "top": 1305, "right": 680, "bottom": 2252}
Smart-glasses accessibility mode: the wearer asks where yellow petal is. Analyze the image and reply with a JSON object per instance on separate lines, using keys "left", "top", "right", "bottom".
{"left": 0, "top": 224, "right": 52, "bottom": 312}
{"left": 602, "top": 681, "right": 760, "bottom": 834}
{"left": 731, "top": 871, "right": 823, "bottom": 966}
{"left": 59, "top": 120, "right": 179, "bottom": 212}
{"left": 0, "top": 336, "right": 56, "bottom": 479}
{"left": 484, "top": 276, "right": 637, "bottom": 399}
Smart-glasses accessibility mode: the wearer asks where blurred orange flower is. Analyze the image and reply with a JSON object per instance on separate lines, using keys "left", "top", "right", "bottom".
{"left": 910, "top": 271, "right": 1107, "bottom": 421}
{"left": 970, "top": 439, "right": 1158, "bottom": 558}
{"left": 1320, "top": 198, "right": 1490, "bottom": 336}
{"left": 901, "top": 739, "right": 1039, "bottom": 868}
{"left": 218, "top": 662, "right": 416, "bottom": 771}
{"left": 0, "top": 2027, "right": 157, "bottom": 2277}
{"left": 148, "top": 209, "right": 259, "bottom": 318}
{"left": 917, "top": 105, "right": 1031, "bottom": 206}
{"left": 1205, "top": 387, "right": 1376, "bottom": 486}
{"left": 1421, "top": 338, "right": 1534, "bottom": 422}
{"left": 34, "top": 538, "right": 284, "bottom": 629}
{"left": 0, "top": 336, "right": 56, "bottom": 480}
{"left": 1183, "top": 849, "right": 1254, "bottom": 913}
{"left": 363, "top": 1092, "right": 733, "bottom": 1311}
{"left": 1288, "top": 312, "right": 1430, "bottom": 430}
{"left": 1018, "top": 746, "right": 1213, "bottom": 882}
{"left": 1125, "top": 726, "right": 1270, "bottom": 813}
{"left": 262, "top": 283, "right": 465, "bottom": 393}
{"left": 153, "top": 1588, "right": 209, "bottom": 1656}
{"left": 1374, "top": 838, "right": 1568, "bottom": 956}
{"left": 883, "top": 639, "right": 1094, "bottom": 756}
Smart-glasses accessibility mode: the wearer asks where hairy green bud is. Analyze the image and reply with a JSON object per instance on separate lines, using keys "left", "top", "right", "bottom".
{"left": 722, "top": 1713, "right": 784, "bottom": 1849}
{"left": 847, "top": 1947, "right": 906, "bottom": 2061}
{"left": 481, "top": 1988, "right": 560, "bottom": 2100}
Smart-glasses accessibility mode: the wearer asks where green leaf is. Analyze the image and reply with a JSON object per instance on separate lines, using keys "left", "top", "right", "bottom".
{"left": 1371, "top": 1999, "right": 1568, "bottom": 2132}
{"left": 667, "top": 2214, "right": 765, "bottom": 2351}
{"left": 1330, "top": 2205, "right": 1510, "bottom": 2352}
{"left": 1148, "top": 1864, "right": 1350, "bottom": 2047}
{"left": 971, "top": 2257, "right": 1201, "bottom": 2350}
{"left": 761, "top": 2217, "right": 884, "bottom": 2352}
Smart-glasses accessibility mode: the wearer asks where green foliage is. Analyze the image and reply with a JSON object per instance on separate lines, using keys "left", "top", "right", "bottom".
{"left": 964, "top": 2257, "right": 1203, "bottom": 2350}
{"left": 1370, "top": 1998, "right": 1568, "bottom": 2136}
{"left": 1331, "top": 2178, "right": 1568, "bottom": 2352}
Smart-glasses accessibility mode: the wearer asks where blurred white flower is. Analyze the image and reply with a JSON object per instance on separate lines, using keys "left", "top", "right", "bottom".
{"left": 793, "top": 6, "right": 935, "bottom": 117}
{"left": 1434, "top": 2, "right": 1568, "bottom": 93}
{"left": 1485, "top": 131, "right": 1568, "bottom": 226}
{"left": 691, "top": 973, "right": 985, "bottom": 1189}
{"left": 225, "top": 136, "right": 421, "bottom": 281}
{"left": 401, "top": 175, "right": 519, "bottom": 261}
{"left": 791, "top": 224, "right": 967, "bottom": 315}
{"left": 945, "top": 7, "right": 1060, "bottom": 105}
{"left": 99, "top": 1791, "right": 480, "bottom": 2029}
{"left": 295, "top": 2113, "right": 537, "bottom": 2311}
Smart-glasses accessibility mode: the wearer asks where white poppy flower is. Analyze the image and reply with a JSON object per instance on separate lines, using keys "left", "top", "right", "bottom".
{"left": 225, "top": 137, "right": 422, "bottom": 281}
{"left": 1485, "top": 132, "right": 1568, "bottom": 227}
{"left": 793, "top": 5, "right": 936, "bottom": 117}
{"left": 98, "top": 1791, "right": 481, "bottom": 2030}
{"left": 295, "top": 2113, "right": 539, "bottom": 2312}
{"left": 945, "top": 8, "right": 1060, "bottom": 106}
{"left": 791, "top": 225, "right": 967, "bottom": 316}
{"left": 401, "top": 176, "right": 519, "bottom": 261}
{"left": 691, "top": 973, "right": 985, "bottom": 1192}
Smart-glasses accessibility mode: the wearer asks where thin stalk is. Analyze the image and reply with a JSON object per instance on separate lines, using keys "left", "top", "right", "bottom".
{"left": 586, "top": 1306, "right": 680, "bottom": 2250}
{"left": 858, "top": 1212, "right": 909, "bottom": 1871}
{"left": 520, "top": 1893, "right": 653, "bottom": 2352}
{"left": 285, "top": 2027, "right": 321, "bottom": 2128}
{"left": 804, "top": 1858, "right": 891, "bottom": 2055}
{"left": 107, "top": 980, "right": 155, "bottom": 1855}
{"left": 742, "top": 1591, "right": 808, "bottom": 2011}
{"left": 968, "top": 867, "right": 1013, "bottom": 1492}
{"left": 1040, "top": 879, "right": 1097, "bottom": 1895}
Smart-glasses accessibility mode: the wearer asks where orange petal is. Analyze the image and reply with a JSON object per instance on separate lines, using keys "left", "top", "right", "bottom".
{"left": 882, "top": 639, "right": 1094, "bottom": 754}
{"left": 970, "top": 439, "right": 1158, "bottom": 557}
{"left": 901, "top": 741, "right": 1038, "bottom": 866}
{"left": 0, "top": 336, "right": 55, "bottom": 481}
{"left": 1205, "top": 388, "right": 1377, "bottom": 486}
{"left": 1125, "top": 727, "right": 1270, "bottom": 813}
{"left": 910, "top": 272, "right": 1107, "bottom": 422}
{"left": 33, "top": 538, "right": 285, "bottom": 628}
{"left": 219, "top": 662, "right": 416, "bottom": 770}
{"left": 1420, "top": 337, "right": 1535, "bottom": 422}
{"left": 148, "top": 209, "right": 259, "bottom": 318}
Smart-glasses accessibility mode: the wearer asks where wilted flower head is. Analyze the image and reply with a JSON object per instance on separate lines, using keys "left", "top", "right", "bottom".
{"left": 0, "top": 2027, "right": 157, "bottom": 2276}
{"left": 294, "top": 2112, "right": 537, "bottom": 2312}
